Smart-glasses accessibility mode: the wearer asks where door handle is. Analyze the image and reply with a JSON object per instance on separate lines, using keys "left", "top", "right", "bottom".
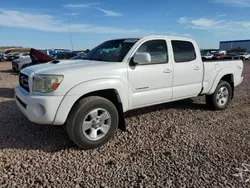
{"left": 163, "top": 69, "right": 172, "bottom": 73}
{"left": 194, "top": 66, "right": 200, "bottom": 70}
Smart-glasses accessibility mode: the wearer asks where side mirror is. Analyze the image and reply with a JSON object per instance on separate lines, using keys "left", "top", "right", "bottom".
{"left": 133, "top": 53, "right": 151, "bottom": 65}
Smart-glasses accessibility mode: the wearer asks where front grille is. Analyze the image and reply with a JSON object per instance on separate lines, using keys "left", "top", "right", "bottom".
{"left": 19, "top": 73, "right": 30, "bottom": 92}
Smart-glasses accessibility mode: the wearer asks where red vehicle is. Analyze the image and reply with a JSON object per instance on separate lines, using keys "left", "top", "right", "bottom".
{"left": 213, "top": 53, "right": 225, "bottom": 59}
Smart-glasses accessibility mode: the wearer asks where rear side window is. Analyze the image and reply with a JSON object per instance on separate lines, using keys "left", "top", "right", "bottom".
{"left": 171, "top": 40, "right": 196, "bottom": 63}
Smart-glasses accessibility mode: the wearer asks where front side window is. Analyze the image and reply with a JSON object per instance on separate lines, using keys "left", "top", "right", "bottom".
{"left": 136, "top": 40, "right": 168, "bottom": 64}
{"left": 84, "top": 38, "right": 139, "bottom": 62}
{"left": 172, "top": 40, "right": 196, "bottom": 63}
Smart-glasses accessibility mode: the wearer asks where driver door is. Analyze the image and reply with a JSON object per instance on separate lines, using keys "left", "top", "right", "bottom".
{"left": 128, "top": 39, "right": 173, "bottom": 108}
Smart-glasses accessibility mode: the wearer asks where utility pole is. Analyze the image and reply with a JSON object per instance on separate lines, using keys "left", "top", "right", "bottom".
{"left": 68, "top": 20, "right": 74, "bottom": 51}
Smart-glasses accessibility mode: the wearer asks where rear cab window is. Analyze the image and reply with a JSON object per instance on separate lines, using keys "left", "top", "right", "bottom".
{"left": 171, "top": 40, "right": 196, "bottom": 63}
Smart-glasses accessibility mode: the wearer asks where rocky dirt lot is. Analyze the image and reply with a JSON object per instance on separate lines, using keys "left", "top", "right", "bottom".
{"left": 0, "top": 61, "right": 250, "bottom": 188}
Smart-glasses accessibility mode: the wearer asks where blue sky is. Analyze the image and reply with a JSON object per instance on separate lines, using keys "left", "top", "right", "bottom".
{"left": 0, "top": 0, "right": 250, "bottom": 50}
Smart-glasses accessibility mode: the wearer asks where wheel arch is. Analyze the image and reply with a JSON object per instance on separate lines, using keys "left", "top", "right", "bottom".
{"left": 220, "top": 74, "right": 234, "bottom": 99}
{"left": 69, "top": 89, "right": 126, "bottom": 131}
{"left": 208, "top": 68, "right": 234, "bottom": 98}
{"left": 53, "top": 79, "right": 128, "bottom": 131}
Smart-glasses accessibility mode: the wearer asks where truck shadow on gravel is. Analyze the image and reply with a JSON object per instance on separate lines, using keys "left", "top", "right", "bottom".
{"left": 0, "top": 100, "right": 75, "bottom": 152}
{"left": 0, "top": 69, "right": 19, "bottom": 75}
{"left": 0, "top": 98, "right": 207, "bottom": 152}
{"left": 0, "top": 88, "right": 15, "bottom": 99}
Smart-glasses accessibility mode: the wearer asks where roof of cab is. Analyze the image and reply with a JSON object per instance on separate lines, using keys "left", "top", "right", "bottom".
{"left": 111, "top": 35, "right": 193, "bottom": 42}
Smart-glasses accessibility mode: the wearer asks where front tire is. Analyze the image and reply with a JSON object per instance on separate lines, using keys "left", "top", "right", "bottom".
{"left": 206, "top": 81, "right": 232, "bottom": 110}
{"left": 66, "top": 96, "right": 119, "bottom": 150}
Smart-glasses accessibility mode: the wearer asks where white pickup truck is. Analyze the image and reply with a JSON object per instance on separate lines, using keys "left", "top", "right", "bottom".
{"left": 14, "top": 35, "right": 244, "bottom": 150}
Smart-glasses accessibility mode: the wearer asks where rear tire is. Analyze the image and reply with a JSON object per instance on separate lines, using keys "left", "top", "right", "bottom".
{"left": 206, "top": 81, "right": 232, "bottom": 110}
{"left": 66, "top": 96, "right": 119, "bottom": 150}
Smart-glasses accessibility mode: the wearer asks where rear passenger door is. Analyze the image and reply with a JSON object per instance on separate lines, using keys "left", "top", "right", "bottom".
{"left": 171, "top": 40, "right": 203, "bottom": 99}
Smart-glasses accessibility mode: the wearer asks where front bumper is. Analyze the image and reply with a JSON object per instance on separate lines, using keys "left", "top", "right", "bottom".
{"left": 235, "top": 76, "right": 244, "bottom": 87}
{"left": 239, "top": 76, "right": 244, "bottom": 85}
{"left": 14, "top": 86, "right": 64, "bottom": 125}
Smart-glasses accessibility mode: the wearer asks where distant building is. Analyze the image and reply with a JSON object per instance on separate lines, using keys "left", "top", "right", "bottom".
{"left": 220, "top": 40, "right": 250, "bottom": 52}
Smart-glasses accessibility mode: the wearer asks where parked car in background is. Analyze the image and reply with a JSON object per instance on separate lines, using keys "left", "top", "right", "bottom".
{"left": 53, "top": 51, "right": 78, "bottom": 60}
{"left": 40, "top": 49, "right": 72, "bottom": 57}
{"left": 2, "top": 54, "right": 7, "bottom": 61}
{"left": 218, "top": 50, "right": 227, "bottom": 55}
{"left": 5, "top": 53, "right": 20, "bottom": 61}
{"left": 227, "top": 52, "right": 241, "bottom": 60}
{"left": 12, "top": 57, "right": 32, "bottom": 71}
{"left": 15, "top": 35, "right": 244, "bottom": 150}
{"left": 0, "top": 54, "right": 4, "bottom": 62}
{"left": 13, "top": 49, "right": 79, "bottom": 72}
{"left": 19, "top": 53, "right": 30, "bottom": 59}
{"left": 238, "top": 52, "right": 250, "bottom": 60}
{"left": 201, "top": 51, "right": 213, "bottom": 60}
{"left": 213, "top": 52, "right": 226, "bottom": 59}
{"left": 70, "top": 54, "right": 86, "bottom": 60}
{"left": 12, "top": 48, "right": 55, "bottom": 72}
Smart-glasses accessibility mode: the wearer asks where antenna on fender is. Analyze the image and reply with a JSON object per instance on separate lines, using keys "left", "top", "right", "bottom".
{"left": 68, "top": 20, "right": 74, "bottom": 51}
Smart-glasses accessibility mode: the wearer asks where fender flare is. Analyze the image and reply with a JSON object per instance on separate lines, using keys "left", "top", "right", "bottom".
{"left": 208, "top": 67, "right": 234, "bottom": 95}
{"left": 52, "top": 78, "right": 128, "bottom": 125}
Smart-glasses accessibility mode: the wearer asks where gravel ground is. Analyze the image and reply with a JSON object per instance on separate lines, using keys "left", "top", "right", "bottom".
{"left": 0, "top": 61, "right": 250, "bottom": 188}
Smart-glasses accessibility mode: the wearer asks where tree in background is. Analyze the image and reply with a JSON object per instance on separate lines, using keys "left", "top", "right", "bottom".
{"left": 85, "top": 49, "right": 90, "bottom": 53}
{"left": 229, "top": 47, "right": 246, "bottom": 53}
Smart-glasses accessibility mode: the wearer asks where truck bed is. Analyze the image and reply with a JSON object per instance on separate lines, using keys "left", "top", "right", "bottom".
{"left": 201, "top": 58, "right": 243, "bottom": 95}
{"left": 202, "top": 57, "right": 242, "bottom": 62}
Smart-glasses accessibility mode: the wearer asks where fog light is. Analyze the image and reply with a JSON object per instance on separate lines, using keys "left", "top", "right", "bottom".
{"left": 32, "top": 104, "right": 46, "bottom": 116}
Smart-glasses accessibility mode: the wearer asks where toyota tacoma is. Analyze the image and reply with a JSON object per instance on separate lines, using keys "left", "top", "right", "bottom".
{"left": 14, "top": 36, "right": 244, "bottom": 149}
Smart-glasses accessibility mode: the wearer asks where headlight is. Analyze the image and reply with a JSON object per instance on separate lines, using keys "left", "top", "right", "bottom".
{"left": 32, "top": 74, "right": 64, "bottom": 93}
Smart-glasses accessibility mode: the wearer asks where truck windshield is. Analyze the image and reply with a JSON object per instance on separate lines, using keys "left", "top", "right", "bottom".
{"left": 84, "top": 38, "right": 139, "bottom": 62}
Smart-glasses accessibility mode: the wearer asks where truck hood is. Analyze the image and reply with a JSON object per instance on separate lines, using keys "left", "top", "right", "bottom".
{"left": 21, "top": 59, "right": 127, "bottom": 96}
{"left": 25, "top": 60, "right": 126, "bottom": 78}
{"left": 24, "top": 59, "right": 112, "bottom": 74}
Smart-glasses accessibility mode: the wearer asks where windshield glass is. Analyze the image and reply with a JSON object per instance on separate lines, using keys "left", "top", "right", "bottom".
{"left": 84, "top": 38, "right": 140, "bottom": 62}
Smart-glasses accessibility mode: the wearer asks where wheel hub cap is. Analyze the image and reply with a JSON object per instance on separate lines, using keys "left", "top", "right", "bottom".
{"left": 216, "top": 86, "right": 229, "bottom": 107}
{"left": 92, "top": 118, "right": 102, "bottom": 128}
{"left": 82, "top": 108, "right": 111, "bottom": 141}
